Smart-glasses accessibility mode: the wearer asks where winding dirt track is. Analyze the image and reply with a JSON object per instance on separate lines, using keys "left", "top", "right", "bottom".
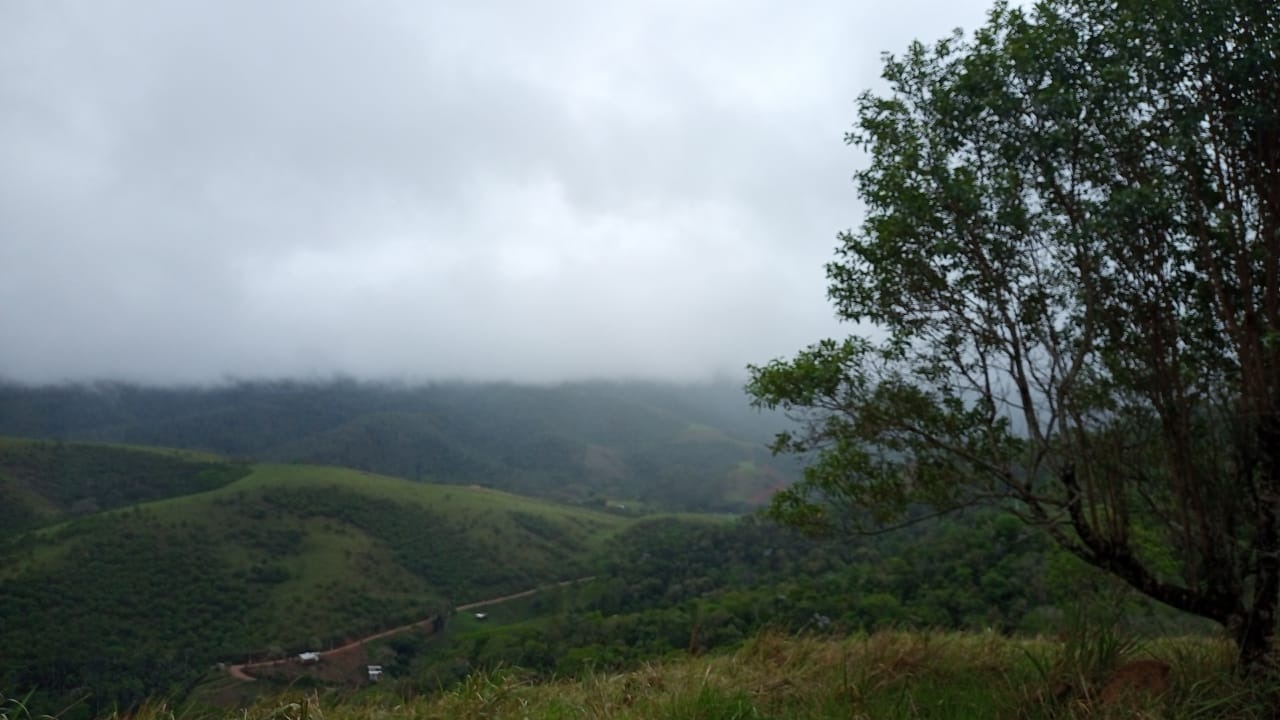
{"left": 227, "top": 577, "right": 593, "bottom": 682}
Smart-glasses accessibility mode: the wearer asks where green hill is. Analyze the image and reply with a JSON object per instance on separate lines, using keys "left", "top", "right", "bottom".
{"left": 0, "top": 380, "right": 796, "bottom": 512}
{"left": 0, "top": 440, "right": 1224, "bottom": 719}
{"left": 0, "top": 449, "right": 629, "bottom": 715}
{"left": 0, "top": 438, "right": 249, "bottom": 537}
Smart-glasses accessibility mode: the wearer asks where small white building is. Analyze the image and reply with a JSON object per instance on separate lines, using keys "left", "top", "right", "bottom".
{"left": 474, "top": 612, "right": 488, "bottom": 620}
{"left": 298, "top": 652, "right": 320, "bottom": 664}
{"left": 367, "top": 665, "right": 383, "bottom": 682}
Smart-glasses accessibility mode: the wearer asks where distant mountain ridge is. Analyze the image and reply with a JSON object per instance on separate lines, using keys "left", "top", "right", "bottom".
{"left": 0, "top": 380, "right": 796, "bottom": 511}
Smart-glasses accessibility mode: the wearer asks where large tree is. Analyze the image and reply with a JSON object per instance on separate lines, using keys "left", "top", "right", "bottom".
{"left": 748, "top": 0, "right": 1280, "bottom": 666}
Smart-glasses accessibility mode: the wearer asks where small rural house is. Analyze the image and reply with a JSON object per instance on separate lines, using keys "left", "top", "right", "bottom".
{"left": 367, "top": 665, "right": 383, "bottom": 682}
{"left": 298, "top": 652, "right": 320, "bottom": 664}
{"left": 474, "top": 612, "right": 488, "bottom": 620}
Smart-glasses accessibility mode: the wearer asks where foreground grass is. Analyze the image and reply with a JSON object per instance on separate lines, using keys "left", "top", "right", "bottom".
{"left": 43, "top": 630, "right": 1278, "bottom": 720}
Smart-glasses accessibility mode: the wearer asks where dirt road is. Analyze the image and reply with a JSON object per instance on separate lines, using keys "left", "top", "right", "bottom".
{"left": 227, "top": 577, "right": 593, "bottom": 681}
{"left": 456, "top": 577, "right": 592, "bottom": 611}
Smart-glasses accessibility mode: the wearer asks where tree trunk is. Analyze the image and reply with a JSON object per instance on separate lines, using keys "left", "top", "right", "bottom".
{"left": 1242, "top": 425, "right": 1280, "bottom": 670}
{"left": 1231, "top": 606, "right": 1276, "bottom": 670}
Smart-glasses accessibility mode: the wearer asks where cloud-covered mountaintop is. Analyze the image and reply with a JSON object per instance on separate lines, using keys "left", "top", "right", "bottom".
{"left": 2, "top": 0, "right": 993, "bottom": 383}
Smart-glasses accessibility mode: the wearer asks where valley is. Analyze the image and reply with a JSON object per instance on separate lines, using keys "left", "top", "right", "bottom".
{"left": 0, "top": 382, "right": 1224, "bottom": 718}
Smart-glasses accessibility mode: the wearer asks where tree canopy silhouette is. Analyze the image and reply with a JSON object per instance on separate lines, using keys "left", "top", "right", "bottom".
{"left": 749, "top": 0, "right": 1280, "bottom": 666}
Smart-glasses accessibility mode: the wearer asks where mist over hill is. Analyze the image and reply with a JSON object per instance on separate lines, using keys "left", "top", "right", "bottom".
{"left": 0, "top": 379, "right": 797, "bottom": 512}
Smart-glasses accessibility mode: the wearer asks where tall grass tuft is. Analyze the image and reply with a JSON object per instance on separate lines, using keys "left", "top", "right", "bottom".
{"left": 1, "top": 692, "right": 34, "bottom": 720}
{"left": 55, "top": 629, "right": 1280, "bottom": 720}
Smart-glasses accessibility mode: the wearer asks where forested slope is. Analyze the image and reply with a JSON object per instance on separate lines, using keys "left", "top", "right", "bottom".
{"left": 0, "top": 455, "right": 626, "bottom": 715}
{"left": 0, "top": 380, "right": 792, "bottom": 511}
{"left": 0, "top": 438, "right": 249, "bottom": 537}
{"left": 355, "top": 510, "right": 1215, "bottom": 698}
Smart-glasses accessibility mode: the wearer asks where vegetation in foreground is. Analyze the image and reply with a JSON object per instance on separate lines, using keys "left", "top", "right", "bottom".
{"left": 749, "top": 0, "right": 1280, "bottom": 667}
{"left": 0, "top": 435, "right": 1217, "bottom": 717}
{"left": 12, "top": 630, "right": 1276, "bottom": 720}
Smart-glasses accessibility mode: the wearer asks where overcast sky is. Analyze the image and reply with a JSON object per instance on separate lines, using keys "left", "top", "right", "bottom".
{"left": 2, "top": 0, "right": 995, "bottom": 385}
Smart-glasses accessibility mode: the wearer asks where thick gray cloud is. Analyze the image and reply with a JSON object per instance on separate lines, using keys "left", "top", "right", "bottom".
{"left": 1, "top": 0, "right": 996, "bottom": 384}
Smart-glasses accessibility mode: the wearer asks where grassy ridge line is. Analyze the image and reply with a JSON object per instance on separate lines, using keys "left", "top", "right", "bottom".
{"left": 0, "top": 436, "right": 228, "bottom": 462}
{"left": 24, "top": 462, "right": 630, "bottom": 544}
{"left": 87, "top": 631, "right": 1272, "bottom": 720}
{"left": 149, "top": 463, "right": 628, "bottom": 524}
{"left": 0, "top": 437, "right": 249, "bottom": 541}
{"left": 9, "top": 460, "right": 619, "bottom": 546}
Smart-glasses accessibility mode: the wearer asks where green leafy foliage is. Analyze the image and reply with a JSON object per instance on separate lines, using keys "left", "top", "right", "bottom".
{"left": 748, "top": 0, "right": 1280, "bottom": 665}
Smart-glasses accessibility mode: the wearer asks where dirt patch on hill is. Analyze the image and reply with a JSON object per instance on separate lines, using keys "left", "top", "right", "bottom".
{"left": 229, "top": 616, "right": 443, "bottom": 683}
{"left": 250, "top": 644, "right": 375, "bottom": 686}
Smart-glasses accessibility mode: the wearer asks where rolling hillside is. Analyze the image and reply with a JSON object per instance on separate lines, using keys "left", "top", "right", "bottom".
{"left": 0, "top": 438, "right": 249, "bottom": 537}
{"left": 0, "top": 380, "right": 796, "bottom": 512}
{"left": 0, "top": 444, "right": 630, "bottom": 714}
{"left": 0, "top": 440, "right": 1217, "bottom": 719}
